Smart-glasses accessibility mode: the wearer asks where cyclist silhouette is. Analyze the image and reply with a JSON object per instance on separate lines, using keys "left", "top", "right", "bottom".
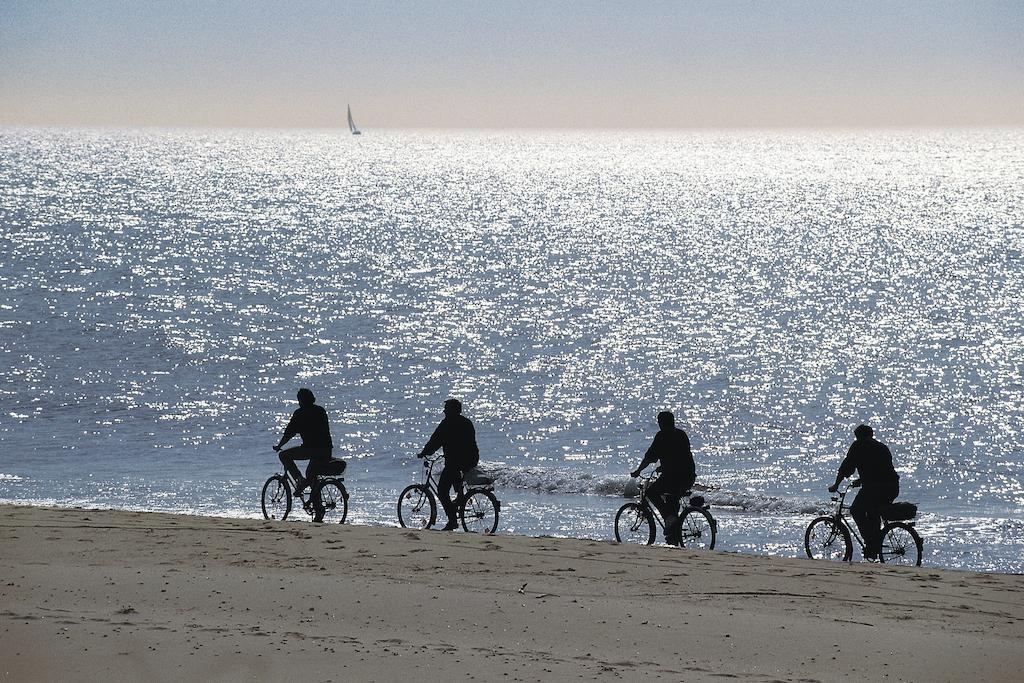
{"left": 417, "top": 399, "right": 480, "bottom": 531}
{"left": 828, "top": 424, "right": 900, "bottom": 560}
{"left": 273, "top": 388, "right": 337, "bottom": 522}
{"left": 631, "top": 411, "right": 696, "bottom": 545}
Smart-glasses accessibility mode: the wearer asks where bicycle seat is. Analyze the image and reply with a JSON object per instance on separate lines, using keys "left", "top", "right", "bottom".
{"left": 881, "top": 501, "right": 917, "bottom": 521}
{"left": 319, "top": 459, "right": 347, "bottom": 476}
{"left": 464, "top": 470, "right": 494, "bottom": 486}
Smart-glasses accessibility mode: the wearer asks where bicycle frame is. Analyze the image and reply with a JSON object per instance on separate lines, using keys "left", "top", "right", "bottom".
{"left": 417, "top": 454, "right": 494, "bottom": 498}
{"left": 634, "top": 473, "right": 699, "bottom": 530}
{"left": 633, "top": 475, "right": 668, "bottom": 530}
{"left": 279, "top": 466, "right": 343, "bottom": 511}
{"left": 260, "top": 454, "right": 350, "bottom": 526}
{"left": 418, "top": 454, "right": 444, "bottom": 499}
{"left": 828, "top": 482, "right": 868, "bottom": 551}
{"left": 809, "top": 480, "right": 923, "bottom": 566}
{"left": 621, "top": 471, "right": 717, "bottom": 550}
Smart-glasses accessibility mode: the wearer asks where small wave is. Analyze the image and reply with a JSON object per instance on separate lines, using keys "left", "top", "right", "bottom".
{"left": 0, "top": 473, "right": 24, "bottom": 481}
{"left": 701, "top": 491, "right": 825, "bottom": 515}
{"left": 474, "top": 463, "right": 628, "bottom": 496}
{"left": 475, "top": 462, "right": 825, "bottom": 515}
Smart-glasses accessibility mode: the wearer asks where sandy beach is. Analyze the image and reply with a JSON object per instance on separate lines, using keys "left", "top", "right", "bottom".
{"left": 1, "top": 505, "right": 1021, "bottom": 682}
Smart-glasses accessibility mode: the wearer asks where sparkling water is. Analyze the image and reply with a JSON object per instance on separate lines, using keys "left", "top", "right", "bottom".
{"left": 1, "top": 127, "right": 1022, "bottom": 572}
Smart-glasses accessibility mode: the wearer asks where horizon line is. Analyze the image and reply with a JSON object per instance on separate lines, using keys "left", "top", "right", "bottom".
{"left": 3, "top": 123, "right": 1023, "bottom": 133}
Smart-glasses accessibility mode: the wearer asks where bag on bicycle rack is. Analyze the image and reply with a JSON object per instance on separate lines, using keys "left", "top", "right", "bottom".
{"left": 881, "top": 502, "right": 917, "bottom": 520}
{"left": 320, "top": 459, "right": 347, "bottom": 476}
{"left": 689, "top": 495, "right": 706, "bottom": 509}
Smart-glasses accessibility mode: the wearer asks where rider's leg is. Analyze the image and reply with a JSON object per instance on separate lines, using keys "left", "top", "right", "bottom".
{"left": 280, "top": 446, "right": 329, "bottom": 495}
{"left": 304, "top": 454, "right": 331, "bottom": 521}
{"left": 437, "top": 465, "right": 464, "bottom": 530}
{"left": 851, "top": 482, "right": 898, "bottom": 558}
{"left": 310, "top": 490, "right": 325, "bottom": 523}
{"left": 279, "top": 447, "right": 311, "bottom": 489}
{"left": 647, "top": 476, "right": 682, "bottom": 542}
{"left": 303, "top": 453, "right": 330, "bottom": 482}
{"left": 665, "top": 476, "right": 695, "bottom": 544}
{"left": 849, "top": 492, "right": 876, "bottom": 558}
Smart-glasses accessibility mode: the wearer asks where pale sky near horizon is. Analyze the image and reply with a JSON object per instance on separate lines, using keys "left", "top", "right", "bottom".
{"left": 1, "top": 0, "right": 1022, "bottom": 129}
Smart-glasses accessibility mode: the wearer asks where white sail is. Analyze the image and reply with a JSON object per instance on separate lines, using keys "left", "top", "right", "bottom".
{"left": 347, "top": 104, "right": 361, "bottom": 135}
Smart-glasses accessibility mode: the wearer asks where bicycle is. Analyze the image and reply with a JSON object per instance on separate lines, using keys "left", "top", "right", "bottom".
{"left": 614, "top": 471, "right": 717, "bottom": 549}
{"left": 261, "top": 455, "right": 349, "bottom": 524}
{"left": 397, "top": 453, "right": 500, "bottom": 533}
{"left": 804, "top": 480, "right": 923, "bottom": 566}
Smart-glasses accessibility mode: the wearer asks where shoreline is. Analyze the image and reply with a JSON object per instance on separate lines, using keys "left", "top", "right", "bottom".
{"left": 2, "top": 504, "right": 1022, "bottom": 681}
{"left": 2, "top": 495, "right": 1020, "bottom": 575}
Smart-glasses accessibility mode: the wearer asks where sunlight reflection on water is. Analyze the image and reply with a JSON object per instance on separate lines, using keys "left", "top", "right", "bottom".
{"left": 1, "top": 128, "right": 1023, "bottom": 571}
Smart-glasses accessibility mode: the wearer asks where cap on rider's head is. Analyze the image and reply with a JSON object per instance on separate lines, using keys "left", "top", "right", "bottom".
{"left": 444, "top": 398, "right": 462, "bottom": 415}
{"left": 657, "top": 411, "right": 675, "bottom": 429}
{"left": 297, "top": 388, "right": 315, "bottom": 405}
{"left": 854, "top": 424, "right": 873, "bottom": 440}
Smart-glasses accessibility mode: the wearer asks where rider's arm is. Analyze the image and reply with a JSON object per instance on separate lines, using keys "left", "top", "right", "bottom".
{"left": 631, "top": 435, "right": 661, "bottom": 477}
{"left": 418, "top": 421, "right": 446, "bottom": 458}
{"left": 829, "top": 444, "right": 858, "bottom": 491}
{"left": 276, "top": 411, "right": 299, "bottom": 450}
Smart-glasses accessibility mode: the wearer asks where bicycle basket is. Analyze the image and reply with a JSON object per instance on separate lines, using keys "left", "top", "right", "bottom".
{"left": 320, "top": 459, "right": 347, "bottom": 476}
{"left": 882, "top": 502, "right": 917, "bottom": 521}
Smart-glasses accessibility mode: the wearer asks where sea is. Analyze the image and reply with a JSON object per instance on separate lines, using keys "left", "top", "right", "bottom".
{"left": 1, "top": 127, "right": 1022, "bottom": 573}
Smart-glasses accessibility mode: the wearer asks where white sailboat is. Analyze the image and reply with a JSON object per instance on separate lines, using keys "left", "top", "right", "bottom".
{"left": 347, "top": 104, "right": 362, "bottom": 135}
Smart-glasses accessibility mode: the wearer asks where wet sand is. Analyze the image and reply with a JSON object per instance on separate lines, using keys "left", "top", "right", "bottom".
{"left": 1, "top": 504, "right": 1022, "bottom": 682}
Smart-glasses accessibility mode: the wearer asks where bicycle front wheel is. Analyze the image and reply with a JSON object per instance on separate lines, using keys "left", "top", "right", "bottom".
{"left": 460, "top": 489, "right": 500, "bottom": 534}
{"left": 398, "top": 484, "right": 437, "bottom": 529}
{"left": 679, "top": 507, "right": 716, "bottom": 550}
{"left": 804, "top": 516, "right": 852, "bottom": 561}
{"left": 316, "top": 478, "right": 349, "bottom": 524}
{"left": 879, "top": 522, "right": 923, "bottom": 567}
{"left": 261, "top": 475, "right": 292, "bottom": 521}
{"left": 614, "top": 503, "right": 655, "bottom": 545}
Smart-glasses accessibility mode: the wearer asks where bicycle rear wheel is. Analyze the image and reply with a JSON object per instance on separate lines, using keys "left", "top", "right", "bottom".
{"left": 316, "top": 478, "right": 349, "bottom": 524}
{"left": 614, "top": 503, "right": 655, "bottom": 545}
{"left": 261, "top": 475, "right": 291, "bottom": 521}
{"left": 679, "top": 507, "right": 716, "bottom": 550}
{"left": 398, "top": 484, "right": 437, "bottom": 529}
{"left": 460, "top": 489, "right": 499, "bottom": 534}
{"left": 879, "top": 522, "right": 923, "bottom": 567}
{"left": 804, "top": 516, "right": 852, "bottom": 561}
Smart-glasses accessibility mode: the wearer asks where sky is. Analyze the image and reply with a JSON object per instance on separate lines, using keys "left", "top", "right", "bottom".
{"left": 1, "top": 0, "right": 1022, "bottom": 129}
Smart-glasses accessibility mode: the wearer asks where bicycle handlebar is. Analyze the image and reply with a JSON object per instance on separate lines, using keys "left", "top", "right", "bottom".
{"left": 830, "top": 479, "right": 861, "bottom": 492}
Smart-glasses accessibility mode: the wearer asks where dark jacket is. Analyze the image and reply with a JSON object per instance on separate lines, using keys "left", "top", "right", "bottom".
{"left": 838, "top": 438, "right": 899, "bottom": 484}
{"left": 641, "top": 427, "right": 696, "bottom": 484}
{"left": 422, "top": 415, "right": 479, "bottom": 471}
{"left": 282, "top": 404, "right": 333, "bottom": 450}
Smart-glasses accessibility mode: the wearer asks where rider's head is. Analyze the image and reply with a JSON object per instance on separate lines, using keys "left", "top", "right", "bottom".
{"left": 854, "top": 424, "right": 873, "bottom": 441}
{"left": 444, "top": 398, "right": 462, "bottom": 417}
{"left": 297, "top": 388, "right": 316, "bottom": 406}
{"left": 657, "top": 411, "right": 675, "bottom": 429}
